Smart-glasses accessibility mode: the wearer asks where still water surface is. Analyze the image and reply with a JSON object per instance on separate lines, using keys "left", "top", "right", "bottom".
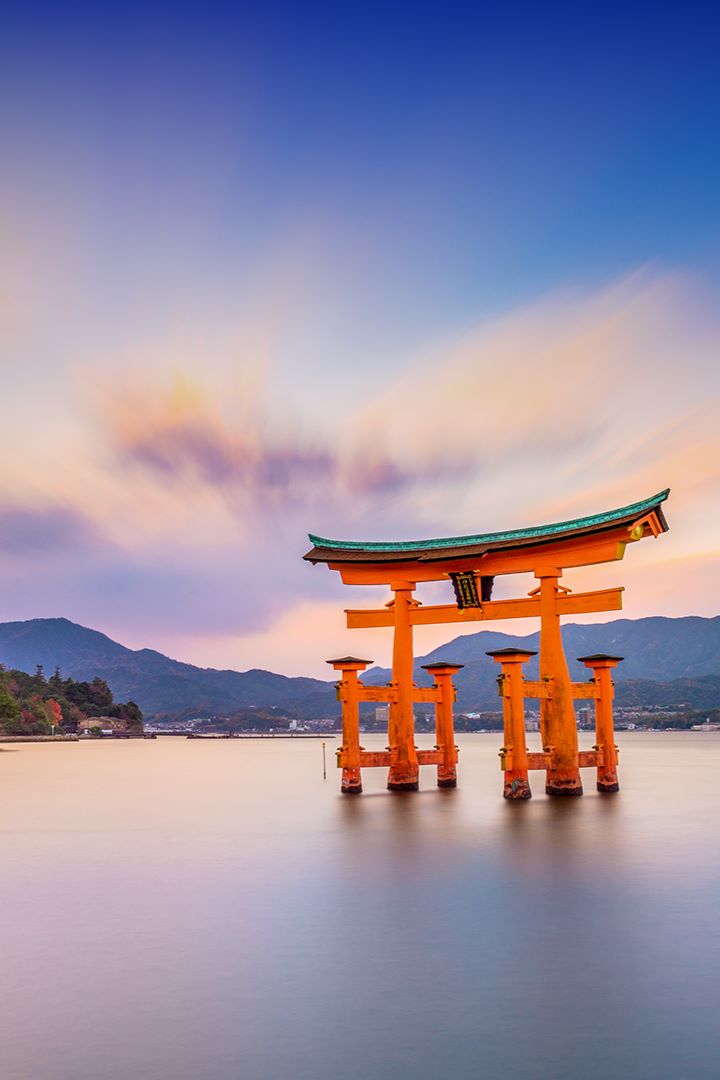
{"left": 2, "top": 733, "right": 719, "bottom": 1080}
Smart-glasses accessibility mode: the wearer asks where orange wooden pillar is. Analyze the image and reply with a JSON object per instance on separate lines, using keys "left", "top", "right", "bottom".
{"left": 578, "top": 653, "right": 622, "bottom": 792}
{"left": 387, "top": 581, "right": 419, "bottom": 790}
{"left": 487, "top": 648, "right": 533, "bottom": 800}
{"left": 328, "top": 657, "right": 371, "bottom": 794}
{"left": 536, "top": 569, "right": 583, "bottom": 796}
{"left": 422, "top": 661, "right": 463, "bottom": 787}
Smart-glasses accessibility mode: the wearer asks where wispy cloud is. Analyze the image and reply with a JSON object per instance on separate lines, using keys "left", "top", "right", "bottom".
{"left": 2, "top": 268, "right": 718, "bottom": 674}
{"left": 102, "top": 372, "right": 475, "bottom": 515}
{"left": 0, "top": 503, "right": 104, "bottom": 558}
{"left": 113, "top": 380, "right": 335, "bottom": 499}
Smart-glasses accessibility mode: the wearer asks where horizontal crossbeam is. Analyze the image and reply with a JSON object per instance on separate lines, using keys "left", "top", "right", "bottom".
{"left": 336, "top": 746, "right": 453, "bottom": 769}
{"left": 416, "top": 748, "right": 445, "bottom": 766}
{"left": 520, "top": 680, "right": 552, "bottom": 700}
{"left": 411, "top": 688, "right": 445, "bottom": 704}
{"left": 355, "top": 686, "right": 398, "bottom": 703}
{"left": 342, "top": 745, "right": 610, "bottom": 771}
{"left": 526, "top": 751, "right": 552, "bottom": 771}
{"left": 571, "top": 682, "right": 599, "bottom": 700}
{"left": 349, "top": 685, "right": 443, "bottom": 704}
{"left": 336, "top": 749, "right": 393, "bottom": 768}
{"left": 501, "top": 748, "right": 606, "bottom": 772}
{"left": 501, "top": 678, "right": 597, "bottom": 700}
{"left": 578, "top": 749, "right": 602, "bottom": 768}
{"left": 346, "top": 586, "right": 623, "bottom": 630}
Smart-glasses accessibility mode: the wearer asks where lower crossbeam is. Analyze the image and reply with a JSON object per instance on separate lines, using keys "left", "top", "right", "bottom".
{"left": 337, "top": 747, "right": 452, "bottom": 769}
{"left": 502, "top": 748, "right": 606, "bottom": 773}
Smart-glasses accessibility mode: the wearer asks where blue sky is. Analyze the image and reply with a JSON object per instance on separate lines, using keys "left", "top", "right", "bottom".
{"left": 1, "top": 3, "right": 719, "bottom": 674}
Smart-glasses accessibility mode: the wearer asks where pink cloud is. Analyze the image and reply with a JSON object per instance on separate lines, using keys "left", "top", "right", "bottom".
{"left": 3, "top": 267, "right": 717, "bottom": 676}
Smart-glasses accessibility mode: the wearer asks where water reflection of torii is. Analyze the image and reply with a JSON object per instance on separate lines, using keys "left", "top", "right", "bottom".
{"left": 304, "top": 490, "right": 669, "bottom": 800}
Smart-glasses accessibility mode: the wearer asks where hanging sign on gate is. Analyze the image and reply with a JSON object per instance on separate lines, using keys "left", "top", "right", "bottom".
{"left": 449, "top": 571, "right": 481, "bottom": 609}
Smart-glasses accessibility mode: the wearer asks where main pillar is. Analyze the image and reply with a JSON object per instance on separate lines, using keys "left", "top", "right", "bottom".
{"left": 579, "top": 654, "right": 622, "bottom": 792}
{"left": 536, "top": 569, "right": 583, "bottom": 796}
{"left": 328, "top": 657, "right": 371, "bottom": 794}
{"left": 487, "top": 649, "right": 533, "bottom": 800}
{"left": 387, "top": 581, "right": 419, "bottom": 790}
{"left": 421, "top": 661, "right": 463, "bottom": 787}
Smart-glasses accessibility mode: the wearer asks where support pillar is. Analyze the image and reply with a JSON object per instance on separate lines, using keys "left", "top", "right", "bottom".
{"left": 578, "top": 654, "right": 622, "bottom": 792}
{"left": 421, "top": 661, "right": 463, "bottom": 787}
{"left": 387, "top": 581, "right": 419, "bottom": 790}
{"left": 327, "top": 657, "right": 371, "bottom": 794}
{"left": 536, "top": 569, "right": 583, "bottom": 796}
{"left": 487, "top": 649, "right": 533, "bottom": 800}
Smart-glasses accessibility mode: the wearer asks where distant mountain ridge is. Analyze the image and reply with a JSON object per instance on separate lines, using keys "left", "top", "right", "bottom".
{"left": 365, "top": 615, "right": 720, "bottom": 710}
{"left": 0, "top": 618, "right": 337, "bottom": 720}
{"left": 0, "top": 615, "right": 719, "bottom": 719}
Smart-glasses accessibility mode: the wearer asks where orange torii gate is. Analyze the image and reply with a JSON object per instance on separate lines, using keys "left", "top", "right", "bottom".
{"left": 305, "top": 490, "right": 669, "bottom": 798}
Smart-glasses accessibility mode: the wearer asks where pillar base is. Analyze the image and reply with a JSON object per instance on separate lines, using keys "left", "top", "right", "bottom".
{"left": 437, "top": 765, "right": 457, "bottom": 788}
{"left": 504, "top": 777, "right": 531, "bottom": 800}
{"left": 387, "top": 762, "right": 419, "bottom": 790}
{"left": 597, "top": 775, "right": 620, "bottom": 793}
{"left": 341, "top": 767, "right": 362, "bottom": 794}
{"left": 546, "top": 773, "right": 583, "bottom": 796}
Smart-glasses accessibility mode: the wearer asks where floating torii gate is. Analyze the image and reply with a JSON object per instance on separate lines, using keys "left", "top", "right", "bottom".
{"left": 305, "top": 490, "right": 669, "bottom": 798}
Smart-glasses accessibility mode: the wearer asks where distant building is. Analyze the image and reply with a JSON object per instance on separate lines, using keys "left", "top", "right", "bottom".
{"left": 375, "top": 705, "right": 389, "bottom": 724}
{"left": 84, "top": 716, "right": 119, "bottom": 733}
{"left": 84, "top": 715, "right": 142, "bottom": 736}
{"left": 578, "top": 705, "right": 593, "bottom": 730}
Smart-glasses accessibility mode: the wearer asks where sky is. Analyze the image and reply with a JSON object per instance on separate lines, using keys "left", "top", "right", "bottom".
{"left": 1, "top": 3, "right": 719, "bottom": 678}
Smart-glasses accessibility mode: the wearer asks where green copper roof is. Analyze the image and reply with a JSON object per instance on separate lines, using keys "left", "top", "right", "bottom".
{"left": 308, "top": 489, "right": 670, "bottom": 554}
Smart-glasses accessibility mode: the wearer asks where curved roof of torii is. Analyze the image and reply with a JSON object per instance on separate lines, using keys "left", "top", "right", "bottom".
{"left": 304, "top": 489, "right": 670, "bottom": 565}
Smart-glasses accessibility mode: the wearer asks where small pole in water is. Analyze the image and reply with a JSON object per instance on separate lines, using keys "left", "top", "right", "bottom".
{"left": 322, "top": 741, "right": 327, "bottom": 780}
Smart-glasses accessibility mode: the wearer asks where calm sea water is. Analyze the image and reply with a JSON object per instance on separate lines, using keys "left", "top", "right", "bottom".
{"left": 2, "top": 732, "right": 719, "bottom": 1080}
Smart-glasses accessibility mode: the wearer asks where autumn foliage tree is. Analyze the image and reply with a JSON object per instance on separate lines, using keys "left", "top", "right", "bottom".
{"left": 0, "top": 665, "right": 143, "bottom": 735}
{"left": 46, "top": 698, "right": 63, "bottom": 730}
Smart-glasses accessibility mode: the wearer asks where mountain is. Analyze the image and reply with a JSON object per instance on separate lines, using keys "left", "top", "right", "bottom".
{"left": 0, "top": 618, "right": 337, "bottom": 721}
{"left": 1, "top": 615, "right": 720, "bottom": 721}
{"left": 612, "top": 675, "right": 720, "bottom": 709}
{"left": 364, "top": 616, "right": 720, "bottom": 711}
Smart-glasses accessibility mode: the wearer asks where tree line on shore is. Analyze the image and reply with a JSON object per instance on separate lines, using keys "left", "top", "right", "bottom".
{"left": 0, "top": 665, "right": 143, "bottom": 736}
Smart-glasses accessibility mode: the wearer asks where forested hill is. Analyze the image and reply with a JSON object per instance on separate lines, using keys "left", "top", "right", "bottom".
{"left": 0, "top": 665, "right": 143, "bottom": 735}
{"left": 0, "top": 618, "right": 337, "bottom": 721}
{"left": 0, "top": 615, "right": 719, "bottom": 720}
